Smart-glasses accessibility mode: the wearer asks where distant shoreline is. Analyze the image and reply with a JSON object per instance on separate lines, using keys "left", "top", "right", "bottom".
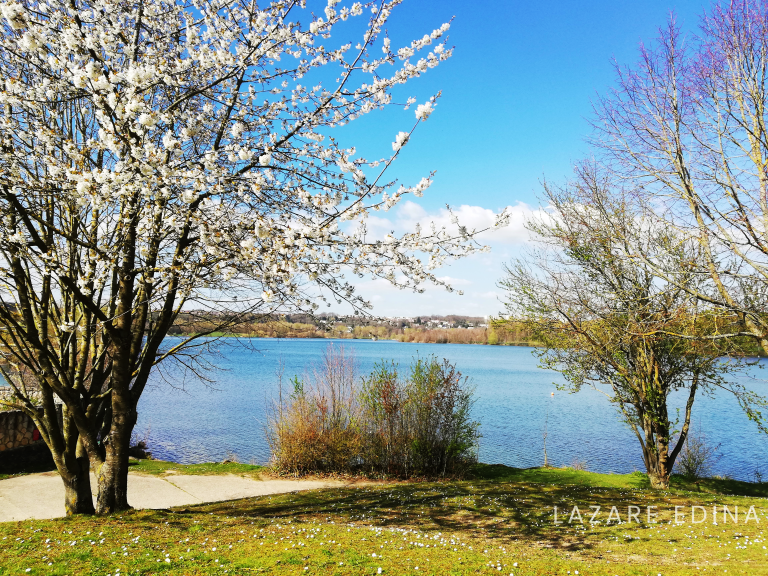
{"left": 170, "top": 333, "right": 768, "bottom": 357}
{"left": 179, "top": 333, "right": 541, "bottom": 347}
{"left": 169, "top": 314, "right": 536, "bottom": 346}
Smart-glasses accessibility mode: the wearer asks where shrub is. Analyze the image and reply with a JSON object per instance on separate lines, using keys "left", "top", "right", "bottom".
{"left": 673, "top": 428, "right": 721, "bottom": 480}
{"left": 129, "top": 427, "right": 152, "bottom": 460}
{"left": 267, "top": 346, "right": 480, "bottom": 478}
{"left": 403, "top": 356, "right": 479, "bottom": 476}
{"left": 359, "top": 357, "right": 479, "bottom": 477}
{"left": 567, "top": 458, "right": 588, "bottom": 471}
{"left": 267, "top": 345, "right": 361, "bottom": 475}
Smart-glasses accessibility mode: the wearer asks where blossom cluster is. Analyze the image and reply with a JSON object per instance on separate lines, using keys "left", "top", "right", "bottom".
{"left": 0, "top": 0, "right": 507, "bottom": 330}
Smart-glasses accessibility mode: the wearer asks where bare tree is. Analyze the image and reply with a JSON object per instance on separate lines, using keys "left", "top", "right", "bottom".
{"left": 499, "top": 167, "right": 759, "bottom": 489}
{"left": 593, "top": 1, "right": 768, "bottom": 354}
{"left": 0, "top": 0, "right": 505, "bottom": 514}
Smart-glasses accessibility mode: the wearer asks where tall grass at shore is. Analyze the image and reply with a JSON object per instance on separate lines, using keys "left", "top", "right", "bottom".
{"left": 266, "top": 345, "right": 362, "bottom": 475}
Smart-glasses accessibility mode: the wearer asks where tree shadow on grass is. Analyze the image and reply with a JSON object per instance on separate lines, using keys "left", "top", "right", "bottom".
{"left": 193, "top": 478, "right": 627, "bottom": 553}
{"left": 471, "top": 463, "right": 768, "bottom": 497}
{"left": 0, "top": 444, "right": 56, "bottom": 479}
{"left": 191, "top": 463, "right": 768, "bottom": 555}
{"left": 669, "top": 474, "right": 768, "bottom": 497}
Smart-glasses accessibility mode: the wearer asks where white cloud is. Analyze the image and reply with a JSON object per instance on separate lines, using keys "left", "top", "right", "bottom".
{"left": 337, "top": 200, "right": 550, "bottom": 316}
{"left": 478, "top": 290, "right": 501, "bottom": 299}
{"left": 360, "top": 200, "right": 549, "bottom": 245}
{"left": 435, "top": 275, "right": 472, "bottom": 286}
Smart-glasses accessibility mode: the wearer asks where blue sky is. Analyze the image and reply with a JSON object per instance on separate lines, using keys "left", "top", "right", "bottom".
{"left": 331, "top": 0, "right": 712, "bottom": 317}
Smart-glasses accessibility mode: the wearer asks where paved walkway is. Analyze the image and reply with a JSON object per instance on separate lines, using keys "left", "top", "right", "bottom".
{"left": 0, "top": 471, "right": 352, "bottom": 522}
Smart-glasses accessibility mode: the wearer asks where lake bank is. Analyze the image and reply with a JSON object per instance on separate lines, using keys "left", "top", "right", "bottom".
{"left": 200, "top": 332, "right": 539, "bottom": 346}
{"left": 170, "top": 315, "right": 538, "bottom": 346}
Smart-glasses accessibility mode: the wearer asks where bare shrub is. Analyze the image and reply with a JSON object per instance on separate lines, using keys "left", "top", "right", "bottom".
{"left": 129, "top": 427, "right": 152, "bottom": 460}
{"left": 567, "top": 458, "right": 588, "bottom": 471}
{"left": 267, "top": 345, "right": 362, "bottom": 475}
{"left": 358, "top": 361, "right": 405, "bottom": 475}
{"left": 673, "top": 429, "right": 721, "bottom": 480}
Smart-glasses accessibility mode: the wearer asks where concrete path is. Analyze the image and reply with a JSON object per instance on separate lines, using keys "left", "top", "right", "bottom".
{"left": 0, "top": 471, "right": 351, "bottom": 522}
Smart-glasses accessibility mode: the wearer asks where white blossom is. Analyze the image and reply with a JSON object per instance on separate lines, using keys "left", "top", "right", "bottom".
{"left": 138, "top": 113, "right": 157, "bottom": 127}
{"left": 231, "top": 122, "right": 246, "bottom": 138}
{"left": 20, "top": 31, "right": 41, "bottom": 51}
{"left": 413, "top": 177, "right": 432, "bottom": 197}
{"left": 0, "top": 0, "right": 485, "bottom": 340}
{"left": 7, "top": 231, "right": 25, "bottom": 245}
{"left": 415, "top": 101, "right": 434, "bottom": 120}
{"left": 1, "top": 2, "right": 25, "bottom": 30}
{"left": 181, "top": 190, "right": 197, "bottom": 204}
{"left": 392, "top": 131, "right": 409, "bottom": 151}
{"left": 162, "top": 131, "right": 179, "bottom": 150}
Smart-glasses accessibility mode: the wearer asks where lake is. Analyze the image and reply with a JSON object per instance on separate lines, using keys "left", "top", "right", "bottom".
{"left": 136, "top": 338, "right": 768, "bottom": 481}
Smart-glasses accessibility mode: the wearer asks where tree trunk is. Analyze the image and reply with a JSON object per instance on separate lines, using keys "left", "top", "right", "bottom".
{"left": 648, "top": 469, "right": 671, "bottom": 489}
{"left": 49, "top": 405, "right": 96, "bottom": 516}
{"left": 95, "top": 205, "right": 138, "bottom": 515}
{"left": 62, "top": 451, "right": 95, "bottom": 516}
{"left": 646, "top": 435, "right": 672, "bottom": 489}
{"left": 96, "top": 408, "right": 135, "bottom": 514}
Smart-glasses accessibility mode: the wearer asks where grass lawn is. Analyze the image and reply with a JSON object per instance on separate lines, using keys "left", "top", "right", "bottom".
{"left": 0, "top": 458, "right": 267, "bottom": 482}
{"left": 128, "top": 459, "right": 267, "bottom": 479}
{"left": 1, "top": 464, "right": 767, "bottom": 575}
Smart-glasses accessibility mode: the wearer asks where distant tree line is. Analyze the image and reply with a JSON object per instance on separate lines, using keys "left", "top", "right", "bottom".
{"left": 165, "top": 311, "right": 536, "bottom": 346}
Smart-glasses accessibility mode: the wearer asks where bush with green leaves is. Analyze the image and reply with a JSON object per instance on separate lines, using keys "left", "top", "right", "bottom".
{"left": 360, "top": 356, "right": 480, "bottom": 477}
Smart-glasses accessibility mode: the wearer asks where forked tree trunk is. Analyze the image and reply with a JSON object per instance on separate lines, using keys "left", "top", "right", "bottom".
{"left": 62, "top": 451, "right": 95, "bottom": 515}
{"left": 645, "top": 431, "right": 673, "bottom": 489}
{"left": 641, "top": 380, "right": 696, "bottom": 490}
{"left": 55, "top": 409, "right": 95, "bottom": 516}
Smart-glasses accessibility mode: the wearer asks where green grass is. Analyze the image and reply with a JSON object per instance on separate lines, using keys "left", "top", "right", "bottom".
{"left": 128, "top": 459, "right": 266, "bottom": 478}
{"left": 2, "top": 464, "right": 768, "bottom": 574}
{"left": 472, "top": 463, "right": 768, "bottom": 497}
{"left": 0, "top": 457, "right": 267, "bottom": 481}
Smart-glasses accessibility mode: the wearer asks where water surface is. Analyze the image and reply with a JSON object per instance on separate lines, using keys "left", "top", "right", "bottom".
{"left": 136, "top": 338, "right": 768, "bottom": 481}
